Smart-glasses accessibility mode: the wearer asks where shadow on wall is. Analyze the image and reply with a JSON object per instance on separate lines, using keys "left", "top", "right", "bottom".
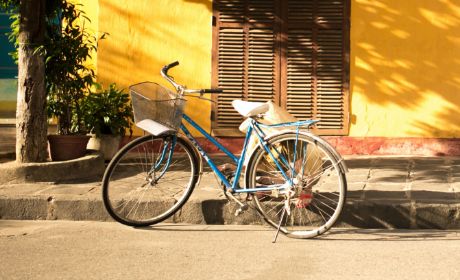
{"left": 351, "top": 0, "right": 460, "bottom": 137}
{"left": 189, "top": 0, "right": 460, "bottom": 138}
{"left": 96, "top": 0, "right": 460, "bottom": 137}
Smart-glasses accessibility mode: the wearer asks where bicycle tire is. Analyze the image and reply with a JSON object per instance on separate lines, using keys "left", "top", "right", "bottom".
{"left": 245, "top": 132, "right": 347, "bottom": 238}
{"left": 102, "top": 134, "right": 199, "bottom": 227}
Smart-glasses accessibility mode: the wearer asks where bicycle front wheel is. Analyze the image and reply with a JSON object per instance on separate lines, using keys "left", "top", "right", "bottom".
{"left": 102, "top": 134, "right": 199, "bottom": 227}
{"left": 245, "top": 132, "right": 347, "bottom": 238}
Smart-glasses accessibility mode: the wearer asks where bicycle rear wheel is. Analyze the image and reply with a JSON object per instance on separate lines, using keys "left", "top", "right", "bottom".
{"left": 245, "top": 132, "right": 347, "bottom": 238}
{"left": 102, "top": 134, "right": 199, "bottom": 227}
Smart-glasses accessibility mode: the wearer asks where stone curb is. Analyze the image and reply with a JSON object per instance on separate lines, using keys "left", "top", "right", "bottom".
{"left": 0, "top": 153, "right": 104, "bottom": 184}
{"left": 1, "top": 195, "right": 459, "bottom": 229}
{"left": 1, "top": 156, "right": 460, "bottom": 229}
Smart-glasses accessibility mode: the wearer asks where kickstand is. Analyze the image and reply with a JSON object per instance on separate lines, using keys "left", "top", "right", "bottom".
{"left": 272, "top": 207, "right": 286, "bottom": 243}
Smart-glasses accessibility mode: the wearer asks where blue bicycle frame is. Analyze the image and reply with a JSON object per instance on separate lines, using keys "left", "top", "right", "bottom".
{"left": 170, "top": 113, "right": 319, "bottom": 194}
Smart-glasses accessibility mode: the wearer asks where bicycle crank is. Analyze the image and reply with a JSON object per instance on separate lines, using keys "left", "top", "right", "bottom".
{"left": 225, "top": 191, "right": 249, "bottom": 216}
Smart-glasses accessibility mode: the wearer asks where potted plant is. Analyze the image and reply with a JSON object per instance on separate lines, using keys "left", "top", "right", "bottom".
{"left": 84, "top": 83, "right": 134, "bottom": 160}
{"left": 44, "top": 1, "right": 104, "bottom": 161}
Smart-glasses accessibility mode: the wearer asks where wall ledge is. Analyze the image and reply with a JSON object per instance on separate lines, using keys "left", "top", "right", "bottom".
{"left": 199, "top": 136, "right": 460, "bottom": 156}
{"left": 121, "top": 136, "right": 460, "bottom": 156}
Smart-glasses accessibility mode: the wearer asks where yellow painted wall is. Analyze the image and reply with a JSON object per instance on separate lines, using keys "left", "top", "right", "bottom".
{"left": 350, "top": 0, "right": 460, "bottom": 137}
{"left": 84, "top": 0, "right": 460, "bottom": 138}
{"left": 96, "top": 0, "right": 213, "bottom": 135}
{"left": 78, "top": 0, "right": 99, "bottom": 75}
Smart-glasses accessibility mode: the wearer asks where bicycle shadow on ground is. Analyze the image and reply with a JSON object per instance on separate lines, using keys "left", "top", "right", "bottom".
{"left": 128, "top": 224, "right": 460, "bottom": 242}
{"left": 132, "top": 223, "right": 272, "bottom": 233}
{"left": 316, "top": 228, "right": 460, "bottom": 241}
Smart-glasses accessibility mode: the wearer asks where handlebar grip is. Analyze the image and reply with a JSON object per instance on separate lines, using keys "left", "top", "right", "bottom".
{"left": 200, "top": 89, "right": 223, "bottom": 94}
{"left": 162, "top": 61, "right": 180, "bottom": 73}
{"left": 167, "top": 61, "right": 179, "bottom": 68}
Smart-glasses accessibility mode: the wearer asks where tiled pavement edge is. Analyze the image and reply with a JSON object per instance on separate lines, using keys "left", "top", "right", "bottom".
{"left": 1, "top": 156, "right": 460, "bottom": 229}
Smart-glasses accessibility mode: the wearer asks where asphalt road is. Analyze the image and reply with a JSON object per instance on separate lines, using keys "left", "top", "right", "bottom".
{"left": 1, "top": 220, "right": 459, "bottom": 280}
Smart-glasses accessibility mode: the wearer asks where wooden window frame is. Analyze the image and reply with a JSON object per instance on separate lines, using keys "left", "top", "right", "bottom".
{"left": 212, "top": 0, "right": 350, "bottom": 136}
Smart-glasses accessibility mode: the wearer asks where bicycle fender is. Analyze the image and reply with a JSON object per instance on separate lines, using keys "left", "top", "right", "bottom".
{"left": 260, "top": 130, "right": 348, "bottom": 174}
{"left": 299, "top": 132, "right": 348, "bottom": 174}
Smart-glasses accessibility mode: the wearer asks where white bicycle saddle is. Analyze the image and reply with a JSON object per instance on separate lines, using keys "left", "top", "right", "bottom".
{"left": 232, "top": 100, "right": 269, "bottom": 117}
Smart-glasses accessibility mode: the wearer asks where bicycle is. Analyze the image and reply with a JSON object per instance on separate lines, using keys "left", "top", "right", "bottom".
{"left": 102, "top": 61, "right": 348, "bottom": 242}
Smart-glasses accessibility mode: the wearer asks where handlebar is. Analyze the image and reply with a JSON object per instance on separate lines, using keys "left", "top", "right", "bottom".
{"left": 160, "top": 61, "right": 181, "bottom": 91}
{"left": 160, "top": 61, "right": 223, "bottom": 96}
{"left": 200, "top": 88, "right": 223, "bottom": 94}
{"left": 162, "top": 61, "right": 179, "bottom": 74}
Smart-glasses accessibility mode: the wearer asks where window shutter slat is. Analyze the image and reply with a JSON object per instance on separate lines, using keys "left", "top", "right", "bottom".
{"left": 286, "top": 28, "right": 314, "bottom": 120}
{"left": 218, "top": 0, "right": 245, "bottom": 24}
{"left": 288, "top": 0, "right": 314, "bottom": 25}
{"left": 249, "top": 0, "right": 275, "bottom": 24}
{"left": 248, "top": 28, "right": 276, "bottom": 103}
{"left": 247, "top": 1, "right": 276, "bottom": 103}
{"left": 316, "top": 29, "right": 344, "bottom": 130}
{"left": 317, "top": 0, "right": 344, "bottom": 26}
{"left": 216, "top": 28, "right": 245, "bottom": 128}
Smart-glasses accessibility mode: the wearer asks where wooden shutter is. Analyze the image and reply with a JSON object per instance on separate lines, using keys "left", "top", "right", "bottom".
{"left": 315, "top": 0, "right": 349, "bottom": 134}
{"left": 212, "top": 0, "right": 278, "bottom": 136}
{"left": 247, "top": 1, "right": 278, "bottom": 104}
{"left": 284, "top": 0, "right": 314, "bottom": 121}
{"left": 212, "top": 0, "right": 349, "bottom": 136}
{"left": 283, "top": 0, "right": 349, "bottom": 135}
{"left": 215, "top": 28, "right": 245, "bottom": 129}
{"left": 212, "top": 1, "right": 245, "bottom": 133}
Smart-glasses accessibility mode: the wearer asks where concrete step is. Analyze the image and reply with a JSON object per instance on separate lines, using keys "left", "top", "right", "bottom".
{"left": 1, "top": 156, "right": 460, "bottom": 230}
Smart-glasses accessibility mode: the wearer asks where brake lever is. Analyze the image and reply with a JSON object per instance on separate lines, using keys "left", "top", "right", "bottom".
{"left": 198, "top": 95, "right": 216, "bottom": 103}
{"left": 186, "top": 94, "right": 216, "bottom": 103}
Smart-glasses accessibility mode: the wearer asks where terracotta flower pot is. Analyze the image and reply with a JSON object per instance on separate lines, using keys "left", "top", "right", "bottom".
{"left": 48, "top": 135, "right": 91, "bottom": 161}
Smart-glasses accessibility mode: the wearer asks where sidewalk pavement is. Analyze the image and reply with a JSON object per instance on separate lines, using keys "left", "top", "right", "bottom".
{"left": 1, "top": 156, "right": 460, "bottom": 229}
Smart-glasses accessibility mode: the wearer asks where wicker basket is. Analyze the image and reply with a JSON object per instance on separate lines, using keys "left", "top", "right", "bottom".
{"left": 129, "top": 82, "right": 186, "bottom": 130}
